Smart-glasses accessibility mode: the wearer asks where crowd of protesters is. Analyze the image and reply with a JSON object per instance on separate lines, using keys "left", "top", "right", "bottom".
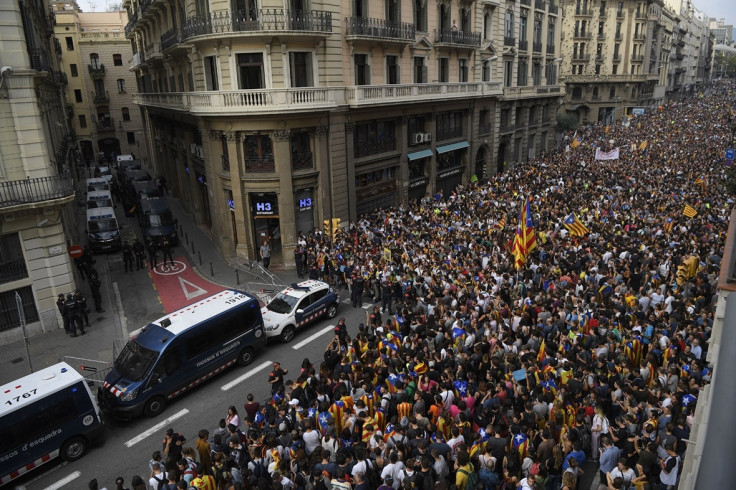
{"left": 92, "top": 84, "right": 734, "bottom": 490}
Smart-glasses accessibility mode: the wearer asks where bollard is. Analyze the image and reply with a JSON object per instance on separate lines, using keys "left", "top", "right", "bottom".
{"left": 185, "top": 232, "right": 189, "bottom": 245}
{"left": 210, "top": 262, "right": 214, "bottom": 276}
{"left": 198, "top": 251, "right": 202, "bottom": 265}
{"left": 191, "top": 241, "right": 195, "bottom": 254}
{"left": 235, "top": 269, "right": 240, "bottom": 285}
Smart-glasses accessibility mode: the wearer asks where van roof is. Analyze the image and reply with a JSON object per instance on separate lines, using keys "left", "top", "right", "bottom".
{"left": 135, "top": 290, "right": 257, "bottom": 344}
{"left": 87, "top": 190, "right": 113, "bottom": 200}
{"left": 123, "top": 169, "right": 151, "bottom": 181}
{"left": 0, "top": 362, "right": 83, "bottom": 417}
{"left": 117, "top": 154, "right": 134, "bottom": 161}
{"left": 86, "top": 207, "right": 117, "bottom": 220}
{"left": 86, "top": 178, "right": 108, "bottom": 185}
{"left": 140, "top": 197, "right": 170, "bottom": 213}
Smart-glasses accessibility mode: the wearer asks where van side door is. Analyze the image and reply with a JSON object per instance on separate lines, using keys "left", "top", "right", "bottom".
{"left": 146, "top": 346, "right": 182, "bottom": 396}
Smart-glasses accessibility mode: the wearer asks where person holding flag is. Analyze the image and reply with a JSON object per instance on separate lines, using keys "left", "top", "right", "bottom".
{"left": 511, "top": 197, "right": 537, "bottom": 269}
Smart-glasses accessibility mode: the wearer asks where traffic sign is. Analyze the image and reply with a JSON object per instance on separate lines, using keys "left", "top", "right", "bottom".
{"left": 68, "top": 245, "right": 84, "bottom": 259}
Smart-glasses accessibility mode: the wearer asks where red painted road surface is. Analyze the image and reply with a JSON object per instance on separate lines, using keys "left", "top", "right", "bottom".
{"left": 149, "top": 256, "right": 226, "bottom": 313}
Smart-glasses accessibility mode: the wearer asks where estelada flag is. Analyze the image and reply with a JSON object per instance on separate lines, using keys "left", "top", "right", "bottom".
{"left": 639, "top": 141, "right": 647, "bottom": 151}
{"left": 683, "top": 204, "right": 697, "bottom": 218}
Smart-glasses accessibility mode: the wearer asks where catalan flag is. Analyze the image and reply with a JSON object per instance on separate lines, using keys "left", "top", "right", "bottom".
{"left": 512, "top": 433, "right": 530, "bottom": 459}
{"left": 605, "top": 125, "right": 610, "bottom": 134}
{"left": 453, "top": 380, "right": 469, "bottom": 398}
{"left": 563, "top": 212, "right": 589, "bottom": 237}
{"left": 694, "top": 176, "right": 705, "bottom": 191}
{"left": 683, "top": 204, "right": 697, "bottom": 218}
{"left": 317, "top": 411, "right": 330, "bottom": 435}
{"left": 496, "top": 217, "right": 507, "bottom": 229}
{"left": 511, "top": 197, "right": 537, "bottom": 269}
{"left": 639, "top": 140, "right": 648, "bottom": 151}
{"left": 329, "top": 400, "right": 346, "bottom": 434}
{"left": 537, "top": 339, "right": 546, "bottom": 363}
{"left": 570, "top": 137, "right": 582, "bottom": 149}
{"left": 662, "top": 345, "right": 677, "bottom": 365}
{"left": 664, "top": 217, "right": 674, "bottom": 233}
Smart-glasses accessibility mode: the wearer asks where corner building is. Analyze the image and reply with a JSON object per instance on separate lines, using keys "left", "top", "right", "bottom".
{"left": 125, "top": 0, "right": 562, "bottom": 267}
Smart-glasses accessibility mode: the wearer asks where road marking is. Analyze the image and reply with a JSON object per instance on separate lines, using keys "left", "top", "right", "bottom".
{"left": 112, "top": 282, "right": 128, "bottom": 339}
{"left": 124, "top": 408, "right": 190, "bottom": 448}
{"left": 220, "top": 360, "right": 272, "bottom": 391}
{"left": 362, "top": 304, "right": 372, "bottom": 310}
{"left": 178, "top": 276, "right": 209, "bottom": 300}
{"left": 42, "top": 471, "right": 80, "bottom": 490}
{"left": 341, "top": 299, "right": 351, "bottom": 304}
{"left": 292, "top": 324, "right": 336, "bottom": 350}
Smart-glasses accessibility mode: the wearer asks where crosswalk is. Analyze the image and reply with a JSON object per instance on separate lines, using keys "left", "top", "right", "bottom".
{"left": 341, "top": 299, "right": 373, "bottom": 310}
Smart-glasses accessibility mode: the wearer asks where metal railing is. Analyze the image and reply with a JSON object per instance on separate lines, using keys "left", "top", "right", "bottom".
{"left": 88, "top": 63, "right": 105, "bottom": 77}
{"left": 182, "top": 9, "right": 332, "bottom": 40}
{"left": 0, "top": 260, "right": 28, "bottom": 285}
{"left": 504, "top": 36, "right": 515, "bottom": 46}
{"left": 519, "top": 40, "right": 528, "bottom": 51}
{"left": 549, "top": 4, "right": 558, "bottom": 15}
{"left": 572, "top": 54, "right": 590, "bottom": 62}
{"left": 62, "top": 356, "right": 112, "bottom": 388}
{"left": 354, "top": 137, "right": 396, "bottom": 158}
{"left": 244, "top": 156, "right": 275, "bottom": 173}
{"left": 345, "top": 16, "right": 415, "bottom": 40}
{"left": 291, "top": 151, "right": 313, "bottom": 171}
{"left": 533, "top": 41, "right": 543, "bottom": 52}
{"left": 631, "top": 54, "right": 644, "bottom": 62}
{"left": 575, "top": 8, "right": 593, "bottom": 16}
{"left": 96, "top": 117, "right": 115, "bottom": 132}
{"left": 434, "top": 28, "right": 481, "bottom": 46}
{"left": 93, "top": 91, "right": 110, "bottom": 104}
{"left": 521, "top": 0, "right": 531, "bottom": 5}
{"left": 0, "top": 173, "right": 74, "bottom": 208}
{"left": 535, "top": 0, "right": 545, "bottom": 10}
{"left": 161, "top": 27, "right": 180, "bottom": 51}
{"left": 29, "top": 48, "right": 51, "bottom": 72}
{"left": 437, "top": 126, "right": 463, "bottom": 141}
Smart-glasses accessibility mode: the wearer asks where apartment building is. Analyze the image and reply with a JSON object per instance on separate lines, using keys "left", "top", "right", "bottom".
{"left": 53, "top": 3, "right": 148, "bottom": 164}
{"left": 0, "top": 1, "right": 77, "bottom": 342}
{"left": 559, "top": 0, "right": 667, "bottom": 124}
{"left": 124, "top": 0, "right": 563, "bottom": 267}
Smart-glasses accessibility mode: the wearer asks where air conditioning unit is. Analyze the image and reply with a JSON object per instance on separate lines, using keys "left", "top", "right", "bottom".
{"left": 412, "top": 133, "right": 424, "bottom": 144}
{"left": 423, "top": 132, "right": 432, "bottom": 142}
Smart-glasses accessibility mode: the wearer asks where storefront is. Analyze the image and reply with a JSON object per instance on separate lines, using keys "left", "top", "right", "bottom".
{"left": 407, "top": 149, "right": 432, "bottom": 202}
{"left": 435, "top": 141, "right": 468, "bottom": 196}
{"left": 355, "top": 166, "right": 397, "bottom": 217}
{"left": 250, "top": 192, "right": 281, "bottom": 253}
{"left": 294, "top": 188, "right": 315, "bottom": 236}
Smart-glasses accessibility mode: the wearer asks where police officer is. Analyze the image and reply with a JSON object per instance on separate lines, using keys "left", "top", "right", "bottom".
{"left": 133, "top": 238, "right": 145, "bottom": 270}
{"left": 74, "top": 289, "right": 90, "bottom": 328}
{"left": 382, "top": 279, "right": 394, "bottom": 314}
{"left": 268, "top": 362, "right": 288, "bottom": 395}
{"left": 147, "top": 239, "right": 158, "bottom": 270}
{"left": 65, "top": 293, "right": 84, "bottom": 336}
{"left": 122, "top": 241, "right": 133, "bottom": 272}
{"left": 294, "top": 246, "right": 304, "bottom": 278}
{"left": 352, "top": 273, "right": 364, "bottom": 308}
{"left": 57, "top": 293, "right": 71, "bottom": 334}
{"left": 161, "top": 237, "right": 174, "bottom": 268}
{"left": 89, "top": 276, "right": 104, "bottom": 313}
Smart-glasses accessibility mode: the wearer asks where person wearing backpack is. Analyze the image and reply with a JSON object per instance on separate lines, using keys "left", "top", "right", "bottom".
{"left": 455, "top": 451, "right": 479, "bottom": 490}
{"left": 148, "top": 463, "right": 169, "bottom": 490}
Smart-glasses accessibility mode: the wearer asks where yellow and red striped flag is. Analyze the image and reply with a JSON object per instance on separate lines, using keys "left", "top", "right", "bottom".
{"left": 639, "top": 140, "right": 647, "bottom": 151}
{"left": 683, "top": 204, "right": 697, "bottom": 218}
{"left": 570, "top": 137, "right": 582, "bottom": 149}
{"left": 537, "top": 339, "right": 546, "bottom": 363}
{"left": 693, "top": 176, "right": 705, "bottom": 191}
{"left": 511, "top": 197, "right": 537, "bottom": 269}
{"left": 563, "top": 213, "right": 589, "bottom": 236}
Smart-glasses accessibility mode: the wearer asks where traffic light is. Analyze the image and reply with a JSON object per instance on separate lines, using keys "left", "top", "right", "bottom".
{"left": 331, "top": 218, "right": 341, "bottom": 239}
{"left": 323, "top": 219, "right": 330, "bottom": 236}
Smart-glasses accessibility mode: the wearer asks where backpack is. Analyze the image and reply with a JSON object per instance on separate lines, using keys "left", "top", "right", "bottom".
{"left": 363, "top": 459, "right": 382, "bottom": 488}
{"left": 478, "top": 467, "right": 501, "bottom": 489}
{"left": 251, "top": 458, "right": 272, "bottom": 485}
{"left": 402, "top": 469, "right": 417, "bottom": 488}
{"left": 151, "top": 474, "right": 166, "bottom": 490}
{"left": 458, "top": 463, "right": 479, "bottom": 490}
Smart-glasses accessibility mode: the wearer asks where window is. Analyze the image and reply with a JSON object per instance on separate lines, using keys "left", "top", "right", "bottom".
{"left": 353, "top": 120, "right": 397, "bottom": 158}
{"left": 354, "top": 0, "right": 368, "bottom": 17}
{"left": 595, "top": 64, "right": 601, "bottom": 74}
{"left": 519, "top": 16, "right": 528, "bottom": 42}
{"left": 70, "top": 64, "right": 78, "bottom": 77}
{"left": 545, "top": 64, "right": 557, "bottom": 85}
{"left": 407, "top": 115, "right": 427, "bottom": 138}
{"left": 593, "top": 87, "right": 599, "bottom": 98}
{"left": 612, "top": 64, "right": 618, "bottom": 74}
{"left": 113, "top": 53, "right": 123, "bottom": 66}
{"left": 122, "top": 107, "right": 130, "bottom": 121}
{"left": 354, "top": 54, "right": 370, "bottom": 85}
{"left": 617, "top": 1, "right": 623, "bottom": 15}
{"left": 534, "top": 19, "right": 542, "bottom": 44}
{"left": 203, "top": 56, "right": 219, "bottom": 91}
{"left": 438, "top": 57, "right": 449, "bottom": 83}
{"left": 572, "top": 87, "right": 583, "bottom": 100}
{"left": 289, "top": 52, "right": 313, "bottom": 87}
{"left": 127, "top": 132, "right": 135, "bottom": 144}
{"left": 436, "top": 112, "right": 463, "bottom": 141}
{"left": 505, "top": 11, "right": 514, "bottom": 39}
{"left": 459, "top": 59, "right": 468, "bottom": 82}
{"left": 504, "top": 59, "right": 513, "bottom": 87}
{"left": 413, "top": 57, "right": 426, "bottom": 83}
{"left": 117, "top": 79, "right": 126, "bottom": 93}
{"left": 237, "top": 53, "right": 265, "bottom": 89}
{"left": 244, "top": 135, "right": 274, "bottom": 169}
{"left": 547, "top": 21, "right": 555, "bottom": 47}
{"left": 0, "top": 286, "right": 39, "bottom": 332}
{"left": 186, "top": 331, "right": 217, "bottom": 359}
{"left": 74, "top": 89, "right": 83, "bottom": 102}
{"left": 532, "top": 62, "right": 542, "bottom": 86}
{"left": 414, "top": 0, "right": 427, "bottom": 31}
{"left": 78, "top": 115, "right": 87, "bottom": 128}
{"left": 517, "top": 59, "right": 528, "bottom": 86}
{"left": 89, "top": 53, "right": 100, "bottom": 69}
{"left": 94, "top": 79, "right": 105, "bottom": 96}
{"left": 386, "top": 55, "right": 399, "bottom": 84}
{"left": 614, "top": 43, "right": 620, "bottom": 58}
{"left": 65, "top": 37, "right": 74, "bottom": 50}
{"left": 482, "top": 59, "right": 492, "bottom": 81}
{"left": 0, "top": 234, "right": 27, "bottom": 285}
{"left": 0, "top": 392, "right": 75, "bottom": 449}
{"left": 386, "top": 0, "right": 399, "bottom": 23}
{"left": 460, "top": 7, "right": 471, "bottom": 32}
{"left": 483, "top": 10, "right": 493, "bottom": 40}
{"left": 290, "top": 132, "right": 312, "bottom": 170}
{"left": 609, "top": 87, "right": 616, "bottom": 99}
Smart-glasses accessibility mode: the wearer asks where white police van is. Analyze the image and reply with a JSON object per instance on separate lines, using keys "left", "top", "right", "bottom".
{"left": 261, "top": 280, "right": 339, "bottom": 342}
{"left": 86, "top": 207, "right": 121, "bottom": 252}
{"left": 86, "top": 190, "right": 114, "bottom": 209}
{"left": 85, "top": 177, "right": 110, "bottom": 194}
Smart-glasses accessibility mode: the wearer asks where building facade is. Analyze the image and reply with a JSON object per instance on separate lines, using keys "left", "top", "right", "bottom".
{"left": 53, "top": 3, "right": 148, "bottom": 164}
{"left": 0, "top": 0, "right": 77, "bottom": 342}
{"left": 124, "top": 0, "right": 563, "bottom": 267}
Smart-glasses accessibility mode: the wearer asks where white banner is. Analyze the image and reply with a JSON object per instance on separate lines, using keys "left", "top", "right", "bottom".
{"left": 595, "top": 147, "right": 620, "bottom": 160}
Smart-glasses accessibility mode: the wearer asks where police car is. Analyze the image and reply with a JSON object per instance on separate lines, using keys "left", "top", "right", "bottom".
{"left": 261, "top": 280, "right": 339, "bottom": 342}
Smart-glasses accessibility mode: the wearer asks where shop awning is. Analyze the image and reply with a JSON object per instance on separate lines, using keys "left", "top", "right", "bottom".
{"left": 407, "top": 149, "right": 434, "bottom": 161}
{"left": 436, "top": 140, "right": 470, "bottom": 154}
{"left": 566, "top": 104, "right": 590, "bottom": 111}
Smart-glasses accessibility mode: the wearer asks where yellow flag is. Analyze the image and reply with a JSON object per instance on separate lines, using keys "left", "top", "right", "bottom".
{"left": 683, "top": 204, "right": 697, "bottom": 218}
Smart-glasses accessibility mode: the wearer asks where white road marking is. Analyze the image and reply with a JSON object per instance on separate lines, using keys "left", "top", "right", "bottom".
{"left": 178, "top": 276, "right": 208, "bottom": 300}
{"left": 42, "top": 471, "right": 80, "bottom": 490}
{"left": 220, "top": 360, "right": 272, "bottom": 391}
{"left": 292, "top": 324, "right": 336, "bottom": 350}
{"left": 124, "top": 408, "right": 190, "bottom": 448}
{"left": 341, "top": 299, "right": 351, "bottom": 304}
{"left": 113, "top": 282, "right": 128, "bottom": 339}
{"left": 362, "top": 304, "right": 372, "bottom": 309}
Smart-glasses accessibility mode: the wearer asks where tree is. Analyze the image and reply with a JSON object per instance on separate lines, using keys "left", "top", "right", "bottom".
{"left": 556, "top": 112, "right": 578, "bottom": 133}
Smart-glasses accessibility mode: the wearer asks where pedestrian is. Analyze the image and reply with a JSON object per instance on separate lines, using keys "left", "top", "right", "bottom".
{"left": 89, "top": 276, "right": 104, "bottom": 313}
{"left": 133, "top": 238, "right": 145, "bottom": 270}
{"left": 161, "top": 237, "right": 174, "bottom": 267}
{"left": 57, "top": 293, "right": 71, "bottom": 334}
{"left": 122, "top": 241, "right": 134, "bottom": 272}
{"left": 74, "top": 289, "right": 91, "bottom": 328}
{"left": 260, "top": 240, "right": 271, "bottom": 269}
{"left": 147, "top": 239, "right": 158, "bottom": 270}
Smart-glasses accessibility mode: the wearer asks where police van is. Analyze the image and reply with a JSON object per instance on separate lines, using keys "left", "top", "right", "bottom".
{"left": 0, "top": 363, "right": 104, "bottom": 486}
{"left": 85, "top": 177, "right": 110, "bottom": 194}
{"left": 98, "top": 289, "right": 266, "bottom": 419}
{"left": 138, "top": 197, "right": 177, "bottom": 245}
{"left": 86, "top": 207, "right": 122, "bottom": 252}
{"left": 86, "top": 190, "right": 114, "bottom": 209}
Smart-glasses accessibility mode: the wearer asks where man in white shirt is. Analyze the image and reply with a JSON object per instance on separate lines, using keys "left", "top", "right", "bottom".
{"left": 380, "top": 452, "right": 405, "bottom": 489}
{"left": 148, "top": 463, "right": 168, "bottom": 490}
{"left": 302, "top": 419, "right": 321, "bottom": 455}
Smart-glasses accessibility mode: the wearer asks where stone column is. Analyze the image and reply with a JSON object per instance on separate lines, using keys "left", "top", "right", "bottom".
{"left": 273, "top": 129, "right": 296, "bottom": 269}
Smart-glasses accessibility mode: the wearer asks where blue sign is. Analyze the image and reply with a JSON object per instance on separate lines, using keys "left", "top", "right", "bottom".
{"left": 727, "top": 148, "right": 735, "bottom": 160}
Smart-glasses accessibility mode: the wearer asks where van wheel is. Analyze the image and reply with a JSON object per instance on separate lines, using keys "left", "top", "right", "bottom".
{"left": 281, "top": 325, "right": 295, "bottom": 343}
{"left": 61, "top": 436, "right": 88, "bottom": 462}
{"left": 326, "top": 304, "right": 338, "bottom": 319}
{"left": 144, "top": 396, "right": 166, "bottom": 417}
{"left": 237, "top": 346, "right": 255, "bottom": 366}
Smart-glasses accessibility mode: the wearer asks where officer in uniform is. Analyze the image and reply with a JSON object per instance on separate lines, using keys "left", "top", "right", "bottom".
{"left": 381, "top": 280, "right": 394, "bottom": 314}
{"left": 147, "top": 239, "right": 158, "bottom": 270}
{"left": 133, "top": 238, "right": 145, "bottom": 270}
{"left": 161, "top": 237, "right": 174, "bottom": 268}
{"left": 352, "top": 273, "right": 364, "bottom": 308}
{"left": 57, "top": 293, "right": 70, "bottom": 334}
{"left": 65, "top": 293, "right": 85, "bottom": 336}
{"left": 89, "top": 276, "right": 104, "bottom": 313}
{"left": 74, "top": 289, "right": 90, "bottom": 328}
{"left": 122, "top": 241, "right": 133, "bottom": 272}
{"left": 268, "top": 362, "right": 288, "bottom": 395}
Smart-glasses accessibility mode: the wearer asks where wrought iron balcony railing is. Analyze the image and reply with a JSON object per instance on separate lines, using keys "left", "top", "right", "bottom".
{"left": 0, "top": 173, "right": 74, "bottom": 209}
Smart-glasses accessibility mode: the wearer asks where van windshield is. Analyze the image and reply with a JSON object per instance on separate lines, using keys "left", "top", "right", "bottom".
{"left": 89, "top": 219, "right": 117, "bottom": 233}
{"left": 87, "top": 200, "right": 113, "bottom": 209}
{"left": 148, "top": 212, "right": 174, "bottom": 227}
{"left": 266, "top": 292, "right": 299, "bottom": 314}
{"left": 115, "top": 340, "right": 158, "bottom": 381}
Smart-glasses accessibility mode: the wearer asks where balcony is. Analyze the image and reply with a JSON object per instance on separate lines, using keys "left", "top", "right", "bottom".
{"left": 549, "top": 3, "right": 558, "bottom": 15}
{"left": 615, "top": 33, "right": 622, "bottom": 40}
{"left": 504, "top": 36, "right": 516, "bottom": 46}
{"left": 519, "top": 39, "right": 528, "bottom": 51}
{"left": 245, "top": 156, "right": 275, "bottom": 173}
{"left": 29, "top": 48, "right": 51, "bottom": 72}
{"left": 437, "top": 126, "right": 463, "bottom": 141}
{"left": 96, "top": 117, "right": 116, "bottom": 133}
{"left": 345, "top": 82, "right": 502, "bottom": 108}
{"left": 533, "top": 41, "right": 543, "bottom": 53}
{"left": 617, "top": 10, "right": 625, "bottom": 18}
{"left": 631, "top": 54, "right": 644, "bottom": 62}
{"left": 613, "top": 54, "right": 620, "bottom": 61}
{"left": 93, "top": 91, "right": 110, "bottom": 104}
{"left": 434, "top": 28, "right": 481, "bottom": 47}
{"left": 575, "top": 8, "right": 593, "bottom": 16}
{"left": 80, "top": 31, "right": 126, "bottom": 41}
{"left": 354, "top": 137, "right": 397, "bottom": 158}
{"left": 572, "top": 54, "right": 590, "bottom": 62}
{"left": 144, "top": 41, "right": 162, "bottom": 60}
{"left": 547, "top": 44, "right": 556, "bottom": 54}
{"left": 599, "top": 10, "right": 607, "bottom": 19}
{"left": 521, "top": 0, "right": 531, "bottom": 5}
{"left": 502, "top": 86, "right": 563, "bottom": 99}
{"left": 635, "top": 11, "right": 647, "bottom": 20}
{"left": 125, "top": 11, "right": 138, "bottom": 36}
{"left": 0, "top": 259, "right": 28, "bottom": 286}
{"left": 345, "top": 17, "right": 415, "bottom": 42}
{"left": 0, "top": 173, "right": 74, "bottom": 210}
{"left": 161, "top": 27, "right": 180, "bottom": 52}
{"left": 291, "top": 151, "right": 313, "bottom": 171}
{"left": 573, "top": 32, "right": 592, "bottom": 40}
{"left": 535, "top": 0, "right": 545, "bottom": 10}
{"left": 221, "top": 154, "right": 230, "bottom": 172}
{"left": 88, "top": 63, "right": 105, "bottom": 78}
{"left": 182, "top": 9, "right": 332, "bottom": 41}
{"left": 633, "top": 33, "right": 646, "bottom": 41}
